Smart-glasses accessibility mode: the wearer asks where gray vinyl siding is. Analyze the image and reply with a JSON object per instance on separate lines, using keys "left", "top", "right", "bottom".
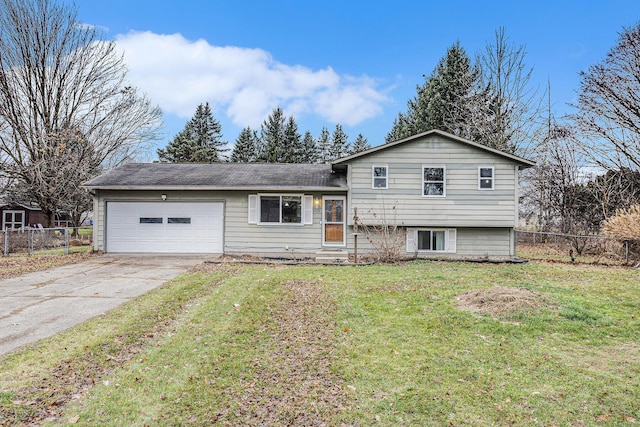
{"left": 455, "top": 228, "right": 512, "bottom": 257}
{"left": 346, "top": 226, "right": 513, "bottom": 258}
{"left": 346, "top": 135, "right": 519, "bottom": 228}
{"left": 93, "top": 189, "right": 341, "bottom": 257}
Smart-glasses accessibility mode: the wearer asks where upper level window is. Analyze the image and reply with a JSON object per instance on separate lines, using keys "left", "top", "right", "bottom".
{"left": 423, "top": 166, "right": 445, "bottom": 197}
{"left": 479, "top": 166, "right": 494, "bottom": 190}
{"left": 372, "top": 165, "right": 388, "bottom": 189}
{"left": 259, "top": 195, "right": 302, "bottom": 224}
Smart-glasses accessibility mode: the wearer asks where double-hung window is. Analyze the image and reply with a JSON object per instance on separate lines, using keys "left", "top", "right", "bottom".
{"left": 372, "top": 165, "right": 388, "bottom": 189}
{"left": 423, "top": 166, "right": 445, "bottom": 197}
{"left": 478, "top": 166, "right": 494, "bottom": 190}
{"left": 248, "top": 194, "right": 313, "bottom": 225}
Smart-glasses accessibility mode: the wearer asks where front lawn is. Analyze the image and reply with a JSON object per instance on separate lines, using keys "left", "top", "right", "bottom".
{"left": 0, "top": 261, "right": 638, "bottom": 426}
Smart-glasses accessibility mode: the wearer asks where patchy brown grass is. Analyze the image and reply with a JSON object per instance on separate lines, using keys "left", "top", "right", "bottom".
{"left": 227, "top": 279, "right": 350, "bottom": 425}
{"left": 456, "top": 285, "right": 556, "bottom": 317}
{"left": 0, "top": 251, "right": 98, "bottom": 280}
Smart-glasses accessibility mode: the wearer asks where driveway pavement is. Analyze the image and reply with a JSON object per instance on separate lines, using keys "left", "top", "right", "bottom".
{"left": 0, "top": 254, "right": 207, "bottom": 356}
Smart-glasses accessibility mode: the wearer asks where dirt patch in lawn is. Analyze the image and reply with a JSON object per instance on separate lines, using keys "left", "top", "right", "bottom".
{"left": 457, "top": 286, "right": 555, "bottom": 317}
{"left": 229, "top": 279, "right": 350, "bottom": 425}
{"left": 0, "top": 251, "right": 98, "bottom": 280}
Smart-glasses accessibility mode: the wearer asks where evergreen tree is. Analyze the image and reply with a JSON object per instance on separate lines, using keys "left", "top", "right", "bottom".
{"left": 317, "top": 126, "right": 331, "bottom": 163}
{"left": 157, "top": 102, "right": 227, "bottom": 162}
{"left": 260, "top": 107, "right": 286, "bottom": 163}
{"left": 282, "top": 116, "right": 302, "bottom": 163}
{"left": 350, "top": 134, "right": 371, "bottom": 154}
{"left": 387, "top": 42, "right": 483, "bottom": 142}
{"left": 329, "top": 124, "right": 350, "bottom": 161}
{"left": 385, "top": 112, "right": 410, "bottom": 143}
{"left": 299, "top": 130, "right": 320, "bottom": 163}
{"left": 231, "top": 126, "right": 260, "bottom": 162}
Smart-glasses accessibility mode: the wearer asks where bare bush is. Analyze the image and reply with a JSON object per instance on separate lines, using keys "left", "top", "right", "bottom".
{"left": 356, "top": 202, "right": 407, "bottom": 263}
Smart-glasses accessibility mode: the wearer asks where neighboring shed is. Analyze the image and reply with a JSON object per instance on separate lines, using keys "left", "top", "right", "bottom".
{"left": 0, "top": 202, "right": 47, "bottom": 230}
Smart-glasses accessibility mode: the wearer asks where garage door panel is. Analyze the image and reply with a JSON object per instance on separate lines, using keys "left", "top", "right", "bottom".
{"left": 106, "top": 202, "right": 223, "bottom": 253}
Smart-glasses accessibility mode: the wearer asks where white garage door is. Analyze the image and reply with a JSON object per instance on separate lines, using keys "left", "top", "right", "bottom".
{"left": 106, "top": 202, "right": 224, "bottom": 253}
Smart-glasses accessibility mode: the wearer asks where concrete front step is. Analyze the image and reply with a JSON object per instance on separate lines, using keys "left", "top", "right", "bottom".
{"left": 315, "top": 249, "right": 349, "bottom": 264}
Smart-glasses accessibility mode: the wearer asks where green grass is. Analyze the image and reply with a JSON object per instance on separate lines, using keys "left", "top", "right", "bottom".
{"left": 0, "top": 261, "right": 638, "bottom": 426}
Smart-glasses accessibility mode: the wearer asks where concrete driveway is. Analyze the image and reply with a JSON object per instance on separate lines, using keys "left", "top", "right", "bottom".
{"left": 0, "top": 254, "right": 207, "bottom": 356}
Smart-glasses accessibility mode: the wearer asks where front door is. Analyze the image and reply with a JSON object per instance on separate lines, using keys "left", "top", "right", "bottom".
{"left": 322, "top": 196, "right": 345, "bottom": 246}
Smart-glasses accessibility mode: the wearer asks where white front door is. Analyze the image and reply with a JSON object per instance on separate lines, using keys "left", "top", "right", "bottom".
{"left": 106, "top": 202, "right": 224, "bottom": 253}
{"left": 3, "top": 210, "right": 25, "bottom": 230}
{"left": 322, "top": 196, "right": 346, "bottom": 246}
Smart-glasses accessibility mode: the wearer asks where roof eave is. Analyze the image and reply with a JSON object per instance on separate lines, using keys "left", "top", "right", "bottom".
{"left": 332, "top": 129, "right": 536, "bottom": 167}
{"left": 81, "top": 185, "right": 349, "bottom": 192}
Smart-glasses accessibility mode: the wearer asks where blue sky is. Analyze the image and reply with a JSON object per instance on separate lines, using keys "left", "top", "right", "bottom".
{"left": 70, "top": 0, "right": 640, "bottom": 157}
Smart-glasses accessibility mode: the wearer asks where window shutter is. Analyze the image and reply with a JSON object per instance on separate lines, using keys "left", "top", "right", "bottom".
{"left": 248, "top": 195, "right": 258, "bottom": 224}
{"left": 406, "top": 229, "right": 417, "bottom": 253}
{"left": 447, "top": 229, "right": 457, "bottom": 253}
{"left": 303, "top": 195, "right": 313, "bottom": 225}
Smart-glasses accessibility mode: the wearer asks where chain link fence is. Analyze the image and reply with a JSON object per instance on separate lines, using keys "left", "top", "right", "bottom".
{"left": 1, "top": 227, "right": 93, "bottom": 257}
{"left": 516, "top": 230, "right": 640, "bottom": 266}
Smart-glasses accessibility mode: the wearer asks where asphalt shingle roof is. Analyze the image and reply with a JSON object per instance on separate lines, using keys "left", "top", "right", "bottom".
{"left": 83, "top": 163, "right": 347, "bottom": 190}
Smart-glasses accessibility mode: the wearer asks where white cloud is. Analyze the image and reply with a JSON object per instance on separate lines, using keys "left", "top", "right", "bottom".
{"left": 114, "top": 31, "right": 389, "bottom": 127}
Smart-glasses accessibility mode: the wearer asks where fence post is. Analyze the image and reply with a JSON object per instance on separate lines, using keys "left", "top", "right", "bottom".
{"left": 28, "top": 228, "right": 33, "bottom": 257}
{"left": 64, "top": 228, "right": 70, "bottom": 255}
{"left": 625, "top": 240, "right": 629, "bottom": 264}
{"left": 3, "top": 230, "right": 8, "bottom": 256}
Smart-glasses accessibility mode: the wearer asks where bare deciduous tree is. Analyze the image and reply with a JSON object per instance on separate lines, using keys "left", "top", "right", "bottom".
{"left": 477, "top": 27, "right": 543, "bottom": 156}
{"left": 572, "top": 23, "right": 640, "bottom": 170}
{"left": 0, "top": 0, "right": 161, "bottom": 226}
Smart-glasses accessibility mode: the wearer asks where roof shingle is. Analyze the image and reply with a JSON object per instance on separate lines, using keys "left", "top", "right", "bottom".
{"left": 83, "top": 163, "right": 347, "bottom": 190}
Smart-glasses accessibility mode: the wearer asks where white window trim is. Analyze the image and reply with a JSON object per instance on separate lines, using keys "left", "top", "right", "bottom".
{"left": 406, "top": 228, "right": 456, "bottom": 254}
{"left": 372, "top": 165, "right": 388, "bottom": 189}
{"left": 248, "top": 194, "right": 312, "bottom": 226}
{"left": 422, "top": 165, "right": 446, "bottom": 197}
{"left": 3, "top": 210, "right": 25, "bottom": 230}
{"left": 478, "top": 166, "right": 494, "bottom": 190}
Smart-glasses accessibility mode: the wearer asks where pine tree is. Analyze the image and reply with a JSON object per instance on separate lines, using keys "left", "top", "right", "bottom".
{"left": 329, "top": 124, "right": 350, "bottom": 161}
{"left": 386, "top": 112, "right": 410, "bottom": 143}
{"left": 282, "top": 116, "right": 302, "bottom": 163}
{"left": 386, "top": 42, "right": 483, "bottom": 142}
{"left": 350, "top": 134, "right": 371, "bottom": 154}
{"left": 231, "top": 126, "right": 260, "bottom": 162}
{"left": 157, "top": 102, "right": 227, "bottom": 162}
{"left": 317, "top": 126, "right": 331, "bottom": 163}
{"left": 260, "top": 107, "right": 286, "bottom": 163}
{"left": 299, "top": 130, "right": 320, "bottom": 163}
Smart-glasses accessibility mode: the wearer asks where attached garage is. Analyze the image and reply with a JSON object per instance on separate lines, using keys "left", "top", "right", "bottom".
{"left": 106, "top": 201, "right": 224, "bottom": 253}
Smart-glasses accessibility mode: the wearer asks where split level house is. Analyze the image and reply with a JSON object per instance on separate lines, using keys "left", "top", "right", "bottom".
{"left": 82, "top": 130, "right": 535, "bottom": 260}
